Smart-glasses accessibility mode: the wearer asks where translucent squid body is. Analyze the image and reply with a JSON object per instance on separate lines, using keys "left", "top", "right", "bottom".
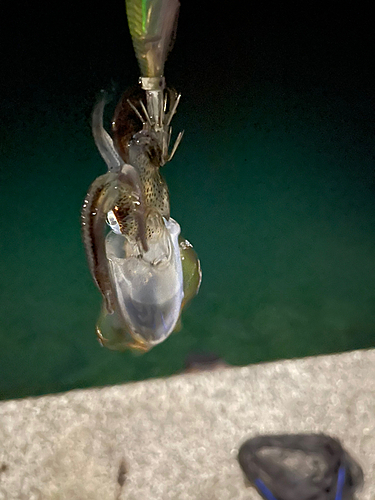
{"left": 81, "top": 84, "right": 201, "bottom": 351}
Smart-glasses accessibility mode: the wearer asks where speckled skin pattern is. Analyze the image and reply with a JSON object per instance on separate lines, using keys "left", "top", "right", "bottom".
{"left": 0, "top": 350, "right": 373, "bottom": 499}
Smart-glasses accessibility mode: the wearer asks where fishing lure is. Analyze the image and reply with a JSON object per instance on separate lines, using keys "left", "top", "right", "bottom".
{"left": 81, "top": 0, "right": 201, "bottom": 352}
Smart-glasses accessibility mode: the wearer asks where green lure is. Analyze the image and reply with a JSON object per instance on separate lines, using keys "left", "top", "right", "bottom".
{"left": 125, "top": 0, "right": 179, "bottom": 77}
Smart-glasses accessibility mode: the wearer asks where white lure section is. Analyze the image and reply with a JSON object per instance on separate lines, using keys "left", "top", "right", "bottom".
{"left": 105, "top": 216, "right": 183, "bottom": 346}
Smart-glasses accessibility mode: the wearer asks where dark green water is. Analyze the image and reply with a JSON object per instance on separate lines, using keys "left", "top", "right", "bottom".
{"left": 1, "top": 2, "right": 374, "bottom": 399}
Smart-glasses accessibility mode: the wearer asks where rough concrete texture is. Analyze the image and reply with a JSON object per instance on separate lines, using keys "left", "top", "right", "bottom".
{"left": 0, "top": 349, "right": 374, "bottom": 500}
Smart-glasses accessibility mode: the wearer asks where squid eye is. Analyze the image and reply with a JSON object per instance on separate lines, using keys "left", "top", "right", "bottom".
{"left": 145, "top": 143, "right": 162, "bottom": 166}
{"left": 106, "top": 210, "right": 121, "bottom": 234}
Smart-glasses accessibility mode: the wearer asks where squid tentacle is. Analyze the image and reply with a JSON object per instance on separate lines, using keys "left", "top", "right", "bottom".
{"left": 81, "top": 173, "right": 118, "bottom": 313}
{"left": 92, "top": 92, "right": 123, "bottom": 173}
{"left": 81, "top": 165, "right": 147, "bottom": 314}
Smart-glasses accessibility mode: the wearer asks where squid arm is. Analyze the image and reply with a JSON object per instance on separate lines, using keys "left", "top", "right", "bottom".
{"left": 92, "top": 92, "right": 123, "bottom": 174}
{"left": 81, "top": 166, "right": 147, "bottom": 314}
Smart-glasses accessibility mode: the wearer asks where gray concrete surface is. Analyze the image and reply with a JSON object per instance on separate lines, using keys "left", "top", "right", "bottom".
{"left": 0, "top": 349, "right": 374, "bottom": 499}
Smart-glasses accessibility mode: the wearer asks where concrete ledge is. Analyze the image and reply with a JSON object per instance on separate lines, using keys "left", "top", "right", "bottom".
{"left": 1, "top": 350, "right": 374, "bottom": 499}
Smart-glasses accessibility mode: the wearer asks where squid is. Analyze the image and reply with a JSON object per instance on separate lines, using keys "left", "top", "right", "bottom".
{"left": 81, "top": 0, "right": 201, "bottom": 351}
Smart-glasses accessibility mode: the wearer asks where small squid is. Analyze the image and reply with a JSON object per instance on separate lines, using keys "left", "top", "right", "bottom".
{"left": 81, "top": 0, "right": 201, "bottom": 352}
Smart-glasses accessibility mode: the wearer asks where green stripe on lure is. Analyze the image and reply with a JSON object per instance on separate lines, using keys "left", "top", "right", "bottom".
{"left": 81, "top": 0, "right": 201, "bottom": 352}
{"left": 125, "top": 0, "right": 179, "bottom": 77}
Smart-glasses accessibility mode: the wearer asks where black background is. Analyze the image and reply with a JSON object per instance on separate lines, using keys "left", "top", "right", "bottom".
{"left": 3, "top": 1, "right": 374, "bottom": 114}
